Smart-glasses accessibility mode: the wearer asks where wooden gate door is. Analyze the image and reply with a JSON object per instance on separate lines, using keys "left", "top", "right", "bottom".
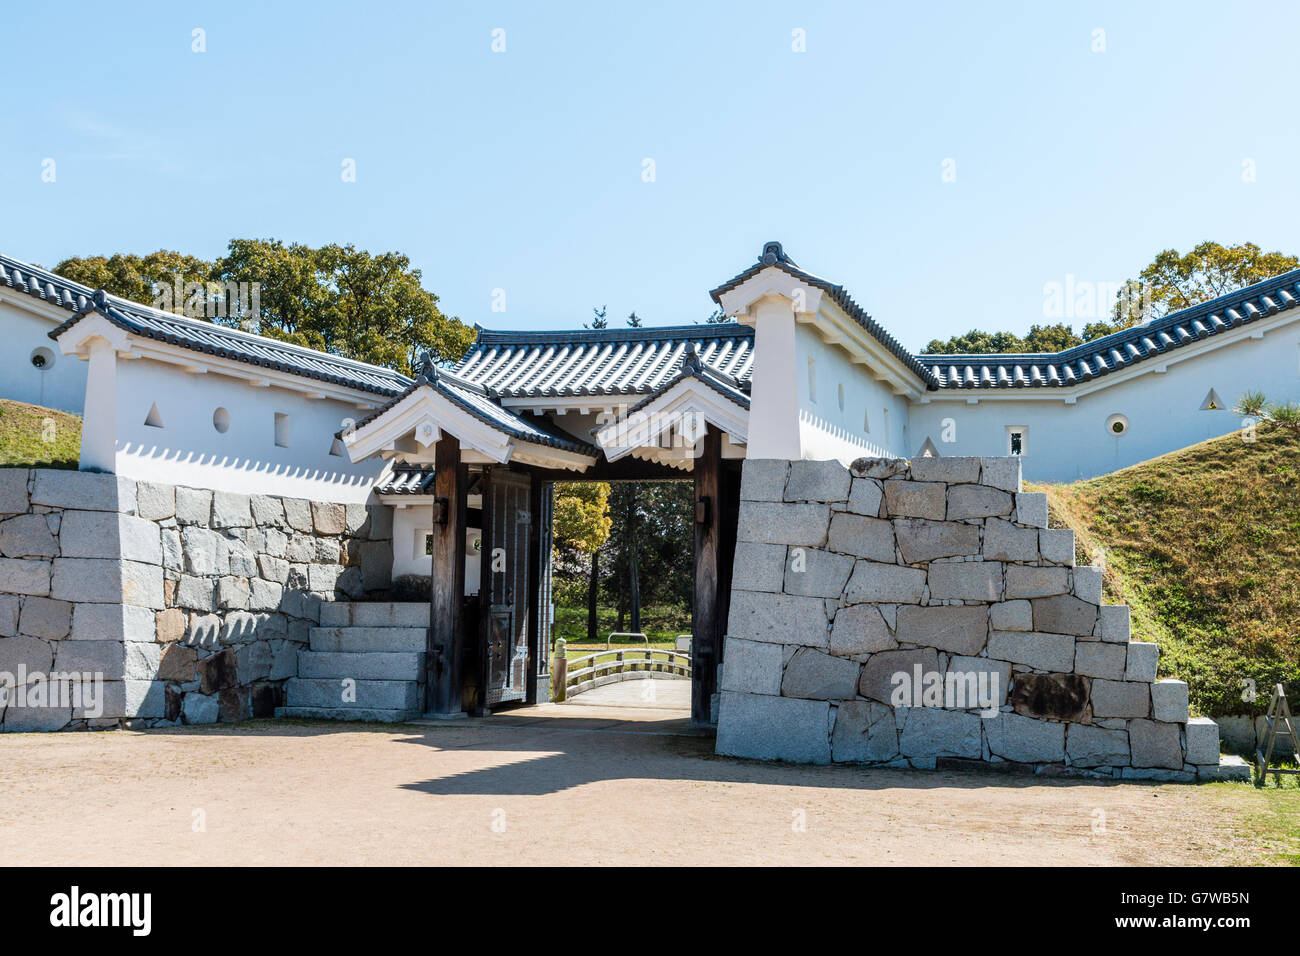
{"left": 481, "top": 468, "right": 532, "bottom": 708}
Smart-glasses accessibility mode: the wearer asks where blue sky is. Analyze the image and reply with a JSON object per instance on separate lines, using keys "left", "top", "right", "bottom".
{"left": 3, "top": 1, "right": 1298, "bottom": 353}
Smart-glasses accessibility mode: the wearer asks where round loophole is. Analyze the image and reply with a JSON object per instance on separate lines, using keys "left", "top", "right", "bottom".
{"left": 213, "top": 407, "right": 231, "bottom": 433}
{"left": 1106, "top": 413, "right": 1129, "bottom": 436}
{"left": 30, "top": 347, "right": 55, "bottom": 371}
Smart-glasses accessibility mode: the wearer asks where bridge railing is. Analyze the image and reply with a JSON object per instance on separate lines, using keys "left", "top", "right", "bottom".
{"left": 551, "top": 638, "right": 692, "bottom": 702}
{"left": 603, "top": 631, "right": 649, "bottom": 650}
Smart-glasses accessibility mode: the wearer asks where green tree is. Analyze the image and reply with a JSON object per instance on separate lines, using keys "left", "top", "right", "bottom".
{"left": 56, "top": 239, "right": 476, "bottom": 376}
{"left": 312, "top": 243, "right": 474, "bottom": 373}
{"left": 627, "top": 311, "right": 643, "bottom": 328}
{"left": 607, "top": 483, "right": 642, "bottom": 632}
{"left": 923, "top": 242, "right": 1300, "bottom": 355}
{"left": 54, "top": 251, "right": 216, "bottom": 309}
{"left": 703, "top": 308, "right": 733, "bottom": 324}
{"left": 553, "top": 482, "right": 611, "bottom": 554}
{"left": 1022, "top": 323, "right": 1082, "bottom": 352}
{"left": 605, "top": 480, "right": 692, "bottom": 633}
{"left": 1123, "top": 241, "right": 1300, "bottom": 323}
{"left": 1235, "top": 391, "right": 1300, "bottom": 436}
{"left": 631, "top": 481, "right": 693, "bottom": 608}
{"left": 553, "top": 481, "right": 612, "bottom": 641}
{"left": 213, "top": 238, "right": 327, "bottom": 340}
{"left": 1081, "top": 318, "right": 1124, "bottom": 342}
{"left": 921, "top": 329, "right": 1028, "bottom": 355}
{"left": 587, "top": 305, "right": 608, "bottom": 330}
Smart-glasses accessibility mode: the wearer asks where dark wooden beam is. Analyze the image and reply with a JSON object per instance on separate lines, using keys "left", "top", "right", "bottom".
{"left": 527, "top": 454, "right": 685, "bottom": 484}
{"left": 426, "top": 436, "right": 466, "bottom": 715}
{"left": 717, "top": 459, "right": 741, "bottom": 683}
{"left": 692, "top": 424, "right": 723, "bottom": 727}
{"left": 472, "top": 465, "right": 495, "bottom": 716}
{"left": 525, "top": 477, "right": 545, "bottom": 703}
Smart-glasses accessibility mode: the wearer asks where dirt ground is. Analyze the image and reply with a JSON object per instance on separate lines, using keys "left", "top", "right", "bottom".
{"left": 0, "top": 700, "right": 1285, "bottom": 866}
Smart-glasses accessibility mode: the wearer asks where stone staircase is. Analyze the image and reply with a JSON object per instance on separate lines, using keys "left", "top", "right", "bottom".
{"left": 276, "top": 602, "right": 427, "bottom": 722}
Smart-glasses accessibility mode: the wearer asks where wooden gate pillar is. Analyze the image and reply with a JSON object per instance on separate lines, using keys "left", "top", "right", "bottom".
{"left": 526, "top": 479, "right": 554, "bottom": 703}
{"left": 427, "top": 436, "right": 467, "bottom": 716}
{"left": 472, "top": 465, "right": 495, "bottom": 716}
{"left": 693, "top": 424, "right": 724, "bottom": 726}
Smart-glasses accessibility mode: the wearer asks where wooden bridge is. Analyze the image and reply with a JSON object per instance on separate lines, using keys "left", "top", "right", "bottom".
{"left": 551, "top": 638, "right": 692, "bottom": 702}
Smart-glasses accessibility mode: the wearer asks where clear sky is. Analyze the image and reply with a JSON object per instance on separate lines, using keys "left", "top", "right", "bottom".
{"left": 3, "top": 1, "right": 1298, "bottom": 353}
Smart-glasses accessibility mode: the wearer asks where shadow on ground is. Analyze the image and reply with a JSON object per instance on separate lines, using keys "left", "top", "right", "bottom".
{"left": 125, "top": 709, "right": 1157, "bottom": 799}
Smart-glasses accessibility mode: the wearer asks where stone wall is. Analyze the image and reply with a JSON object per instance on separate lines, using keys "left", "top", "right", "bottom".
{"left": 715, "top": 456, "right": 1228, "bottom": 781}
{"left": 0, "top": 468, "right": 393, "bottom": 731}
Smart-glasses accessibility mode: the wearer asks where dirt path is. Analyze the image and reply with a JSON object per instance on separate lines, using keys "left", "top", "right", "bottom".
{"left": 562, "top": 677, "right": 692, "bottom": 709}
{"left": 0, "top": 706, "right": 1278, "bottom": 866}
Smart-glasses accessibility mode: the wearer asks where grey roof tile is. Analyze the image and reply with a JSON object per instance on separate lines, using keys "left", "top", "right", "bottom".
{"left": 17, "top": 244, "right": 1300, "bottom": 415}
{"left": 709, "top": 242, "right": 941, "bottom": 390}
{"left": 0, "top": 254, "right": 93, "bottom": 314}
{"left": 374, "top": 467, "right": 437, "bottom": 495}
{"left": 453, "top": 323, "right": 754, "bottom": 397}
{"left": 345, "top": 362, "right": 596, "bottom": 457}
{"left": 924, "top": 268, "right": 1300, "bottom": 389}
{"left": 622, "top": 342, "right": 750, "bottom": 416}
{"left": 48, "top": 289, "right": 411, "bottom": 396}
{"left": 6, "top": 251, "right": 410, "bottom": 396}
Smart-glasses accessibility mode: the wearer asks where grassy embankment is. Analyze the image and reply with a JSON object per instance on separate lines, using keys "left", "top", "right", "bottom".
{"left": 1035, "top": 428, "right": 1300, "bottom": 720}
{"left": 0, "top": 399, "right": 81, "bottom": 469}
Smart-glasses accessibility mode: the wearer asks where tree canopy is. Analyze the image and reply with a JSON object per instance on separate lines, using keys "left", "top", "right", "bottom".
{"left": 921, "top": 241, "right": 1299, "bottom": 356}
{"left": 922, "top": 323, "right": 1084, "bottom": 355}
{"left": 551, "top": 478, "right": 693, "bottom": 638}
{"left": 54, "top": 239, "right": 476, "bottom": 375}
{"left": 552, "top": 481, "right": 612, "bottom": 556}
{"left": 1125, "top": 241, "right": 1299, "bottom": 321}
{"left": 53, "top": 251, "right": 213, "bottom": 307}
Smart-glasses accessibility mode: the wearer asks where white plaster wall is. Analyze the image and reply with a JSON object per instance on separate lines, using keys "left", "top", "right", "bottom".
{"left": 390, "top": 502, "right": 481, "bottom": 593}
{"left": 106, "top": 356, "right": 387, "bottom": 501}
{"left": 908, "top": 318, "right": 1300, "bottom": 482}
{"left": 795, "top": 324, "right": 911, "bottom": 462}
{"left": 391, "top": 504, "right": 432, "bottom": 579}
{"left": 544, "top": 408, "right": 604, "bottom": 445}
{"left": 743, "top": 299, "right": 802, "bottom": 459}
{"left": 0, "top": 298, "right": 87, "bottom": 414}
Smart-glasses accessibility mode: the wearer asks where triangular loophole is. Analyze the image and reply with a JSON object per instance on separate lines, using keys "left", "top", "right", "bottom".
{"left": 143, "top": 403, "right": 164, "bottom": 428}
{"left": 328, "top": 437, "right": 346, "bottom": 457}
{"left": 915, "top": 436, "right": 940, "bottom": 458}
{"left": 1200, "top": 388, "right": 1225, "bottom": 411}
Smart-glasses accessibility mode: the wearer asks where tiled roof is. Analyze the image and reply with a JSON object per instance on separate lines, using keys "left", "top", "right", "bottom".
{"left": 48, "top": 290, "right": 412, "bottom": 397}
{"left": 709, "top": 242, "right": 942, "bottom": 390}
{"left": 925, "top": 268, "right": 1300, "bottom": 389}
{"left": 0, "top": 253, "right": 94, "bottom": 313}
{"left": 623, "top": 343, "right": 750, "bottom": 416}
{"left": 347, "top": 363, "right": 597, "bottom": 456}
{"left": 374, "top": 467, "right": 437, "bottom": 495}
{"left": 6, "top": 251, "right": 411, "bottom": 396}
{"left": 452, "top": 323, "right": 754, "bottom": 398}
{"left": 21, "top": 242, "right": 1299, "bottom": 411}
